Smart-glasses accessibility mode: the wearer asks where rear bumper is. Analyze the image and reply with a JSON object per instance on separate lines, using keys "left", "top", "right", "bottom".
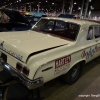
{"left": 0, "top": 58, "right": 43, "bottom": 90}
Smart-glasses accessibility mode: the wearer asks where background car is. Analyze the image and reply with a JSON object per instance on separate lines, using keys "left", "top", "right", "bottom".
{"left": 23, "top": 12, "right": 47, "bottom": 25}
{"left": 0, "top": 9, "right": 32, "bottom": 32}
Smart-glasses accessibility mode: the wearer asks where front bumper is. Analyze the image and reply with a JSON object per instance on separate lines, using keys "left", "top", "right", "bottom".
{"left": 0, "top": 57, "right": 43, "bottom": 90}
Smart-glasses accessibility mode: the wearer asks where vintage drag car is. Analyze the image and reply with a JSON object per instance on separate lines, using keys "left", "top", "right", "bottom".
{"left": 0, "top": 9, "right": 32, "bottom": 32}
{"left": 0, "top": 17, "right": 100, "bottom": 90}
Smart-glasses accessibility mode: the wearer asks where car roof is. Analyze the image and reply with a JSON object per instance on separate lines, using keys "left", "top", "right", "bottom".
{"left": 41, "top": 17, "right": 100, "bottom": 26}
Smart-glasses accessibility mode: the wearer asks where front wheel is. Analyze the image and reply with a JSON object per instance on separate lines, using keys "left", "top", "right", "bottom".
{"left": 62, "top": 63, "right": 82, "bottom": 84}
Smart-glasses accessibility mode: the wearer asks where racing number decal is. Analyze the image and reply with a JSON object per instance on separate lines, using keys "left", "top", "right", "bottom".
{"left": 54, "top": 55, "right": 71, "bottom": 75}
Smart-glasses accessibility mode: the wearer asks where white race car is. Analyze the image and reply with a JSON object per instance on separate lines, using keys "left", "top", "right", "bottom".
{"left": 0, "top": 17, "right": 100, "bottom": 90}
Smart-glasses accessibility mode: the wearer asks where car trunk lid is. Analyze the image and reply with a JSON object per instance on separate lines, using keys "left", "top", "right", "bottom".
{"left": 0, "top": 31, "right": 71, "bottom": 62}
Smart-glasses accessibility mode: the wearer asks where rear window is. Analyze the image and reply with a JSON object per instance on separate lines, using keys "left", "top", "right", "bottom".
{"left": 32, "top": 19, "right": 80, "bottom": 41}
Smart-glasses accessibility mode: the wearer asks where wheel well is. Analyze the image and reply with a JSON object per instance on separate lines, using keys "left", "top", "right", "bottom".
{"left": 79, "top": 60, "right": 85, "bottom": 72}
{"left": 61, "top": 60, "right": 85, "bottom": 84}
{"left": 68, "top": 60, "right": 85, "bottom": 74}
{"left": 72, "top": 60, "right": 85, "bottom": 69}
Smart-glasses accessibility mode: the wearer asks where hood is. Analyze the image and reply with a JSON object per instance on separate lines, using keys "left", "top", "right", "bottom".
{"left": 0, "top": 31, "right": 71, "bottom": 62}
{"left": 0, "top": 9, "right": 30, "bottom": 25}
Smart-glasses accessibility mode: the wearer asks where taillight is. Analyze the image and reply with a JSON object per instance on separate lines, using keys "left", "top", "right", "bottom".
{"left": 16, "top": 63, "right": 30, "bottom": 76}
{"left": 16, "top": 63, "right": 23, "bottom": 71}
{"left": 22, "top": 67, "right": 29, "bottom": 76}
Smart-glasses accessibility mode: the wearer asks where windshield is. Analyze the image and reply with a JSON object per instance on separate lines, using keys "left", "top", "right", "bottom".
{"left": 32, "top": 19, "right": 80, "bottom": 41}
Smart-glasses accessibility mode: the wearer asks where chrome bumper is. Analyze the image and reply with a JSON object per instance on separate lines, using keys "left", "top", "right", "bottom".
{"left": 0, "top": 58, "right": 43, "bottom": 90}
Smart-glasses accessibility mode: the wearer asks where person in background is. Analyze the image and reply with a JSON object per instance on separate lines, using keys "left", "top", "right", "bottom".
{"left": 0, "top": 6, "right": 8, "bottom": 23}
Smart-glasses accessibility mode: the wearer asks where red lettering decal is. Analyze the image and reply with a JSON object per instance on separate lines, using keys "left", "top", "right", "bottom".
{"left": 55, "top": 55, "right": 71, "bottom": 69}
{"left": 81, "top": 50, "right": 86, "bottom": 58}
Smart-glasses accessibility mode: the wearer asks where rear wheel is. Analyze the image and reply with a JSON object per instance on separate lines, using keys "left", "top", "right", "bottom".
{"left": 62, "top": 63, "right": 83, "bottom": 84}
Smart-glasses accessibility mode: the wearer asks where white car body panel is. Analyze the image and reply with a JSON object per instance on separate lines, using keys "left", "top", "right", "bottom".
{"left": 0, "top": 31, "right": 72, "bottom": 62}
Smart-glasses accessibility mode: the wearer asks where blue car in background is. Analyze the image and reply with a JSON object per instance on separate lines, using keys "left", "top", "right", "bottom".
{"left": 0, "top": 9, "right": 32, "bottom": 32}
{"left": 23, "top": 12, "right": 47, "bottom": 26}
{"left": 58, "top": 14, "right": 75, "bottom": 18}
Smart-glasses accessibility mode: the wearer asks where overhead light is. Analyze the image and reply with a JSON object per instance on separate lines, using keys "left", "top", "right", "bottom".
{"left": 91, "top": 6, "right": 94, "bottom": 10}
{"left": 52, "top": 3, "right": 54, "bottom": 5}
{"left": 89, "top": 0, "right": 92, "bottom": 2}
{"left": 74, "top": 2, "right": 76, "bottom": 4}
{"left": 78, "top": 7, "right": 81, "bottom": 10}
{"left": 46, "top": 0, "right": 48, "bottom": 2}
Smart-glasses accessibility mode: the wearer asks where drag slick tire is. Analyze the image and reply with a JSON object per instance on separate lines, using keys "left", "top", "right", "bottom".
{"left": 62, "top": 62, "right": 82, "bottom": 84}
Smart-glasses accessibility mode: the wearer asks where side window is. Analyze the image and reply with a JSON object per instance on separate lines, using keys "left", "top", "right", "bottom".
{"left": 87, "top": 27, "right": 93, "bottom": 40}
{"left": 94, "top": 26, "right": 100, "bottom": 38}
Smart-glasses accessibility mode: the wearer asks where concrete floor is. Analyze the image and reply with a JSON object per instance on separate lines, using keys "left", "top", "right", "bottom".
{"left": 1, "top": 57, "right": 100, "bottom": 100}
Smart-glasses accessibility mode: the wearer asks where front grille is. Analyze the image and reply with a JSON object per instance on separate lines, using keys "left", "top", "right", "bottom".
{"left": 1, "top": 53, "right": 7, "bottom": 62}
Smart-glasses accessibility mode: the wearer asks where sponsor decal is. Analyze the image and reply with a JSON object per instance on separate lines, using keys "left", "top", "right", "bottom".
{"left": 81, "top": 50, "right": 86, "bottom": 58}
{"left": 54, "top": 55, "right": 71, "bottom": 75}
{"left": 81, "top": 45, "right": 100, "bottom": 59}
{"left": 0, "top": 41, "right": 23, "bottom": 61}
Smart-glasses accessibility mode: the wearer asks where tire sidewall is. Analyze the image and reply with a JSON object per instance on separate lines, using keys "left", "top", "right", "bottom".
{"left": 66, "top": 63, "right": 82, "bottom": 84}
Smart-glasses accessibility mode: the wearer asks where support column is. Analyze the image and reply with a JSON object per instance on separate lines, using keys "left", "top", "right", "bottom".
{"left": 30, "top": 3, "right": 31, "bottom": 12}
{"left": 37, "top": 3, "right": 40, "bottom": 13}
{"left": 24, "top": 4, "right": 26, "bottom": 11}
{"left": 84, "top": 0, "right": 89, "bottom": 18}
{"left": 62, "top": 0, "right": 65, "bottom": 14}
{"left": 54, "top": 3, "right": 56, "bottom": 16}
{"left": 47, "top": 10, "right": 48, "bottom": 15}
{"left": 69, "top": 0, "right": 73, "bottom": 14}
{"left": 17, "top": 6, "right": 18, "bottom": 11}
{"left": 80, "top": 0, "right": 85, "bottom": 18}
{"left": 88, "top": 10, "right": 91, "bottom": 19}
